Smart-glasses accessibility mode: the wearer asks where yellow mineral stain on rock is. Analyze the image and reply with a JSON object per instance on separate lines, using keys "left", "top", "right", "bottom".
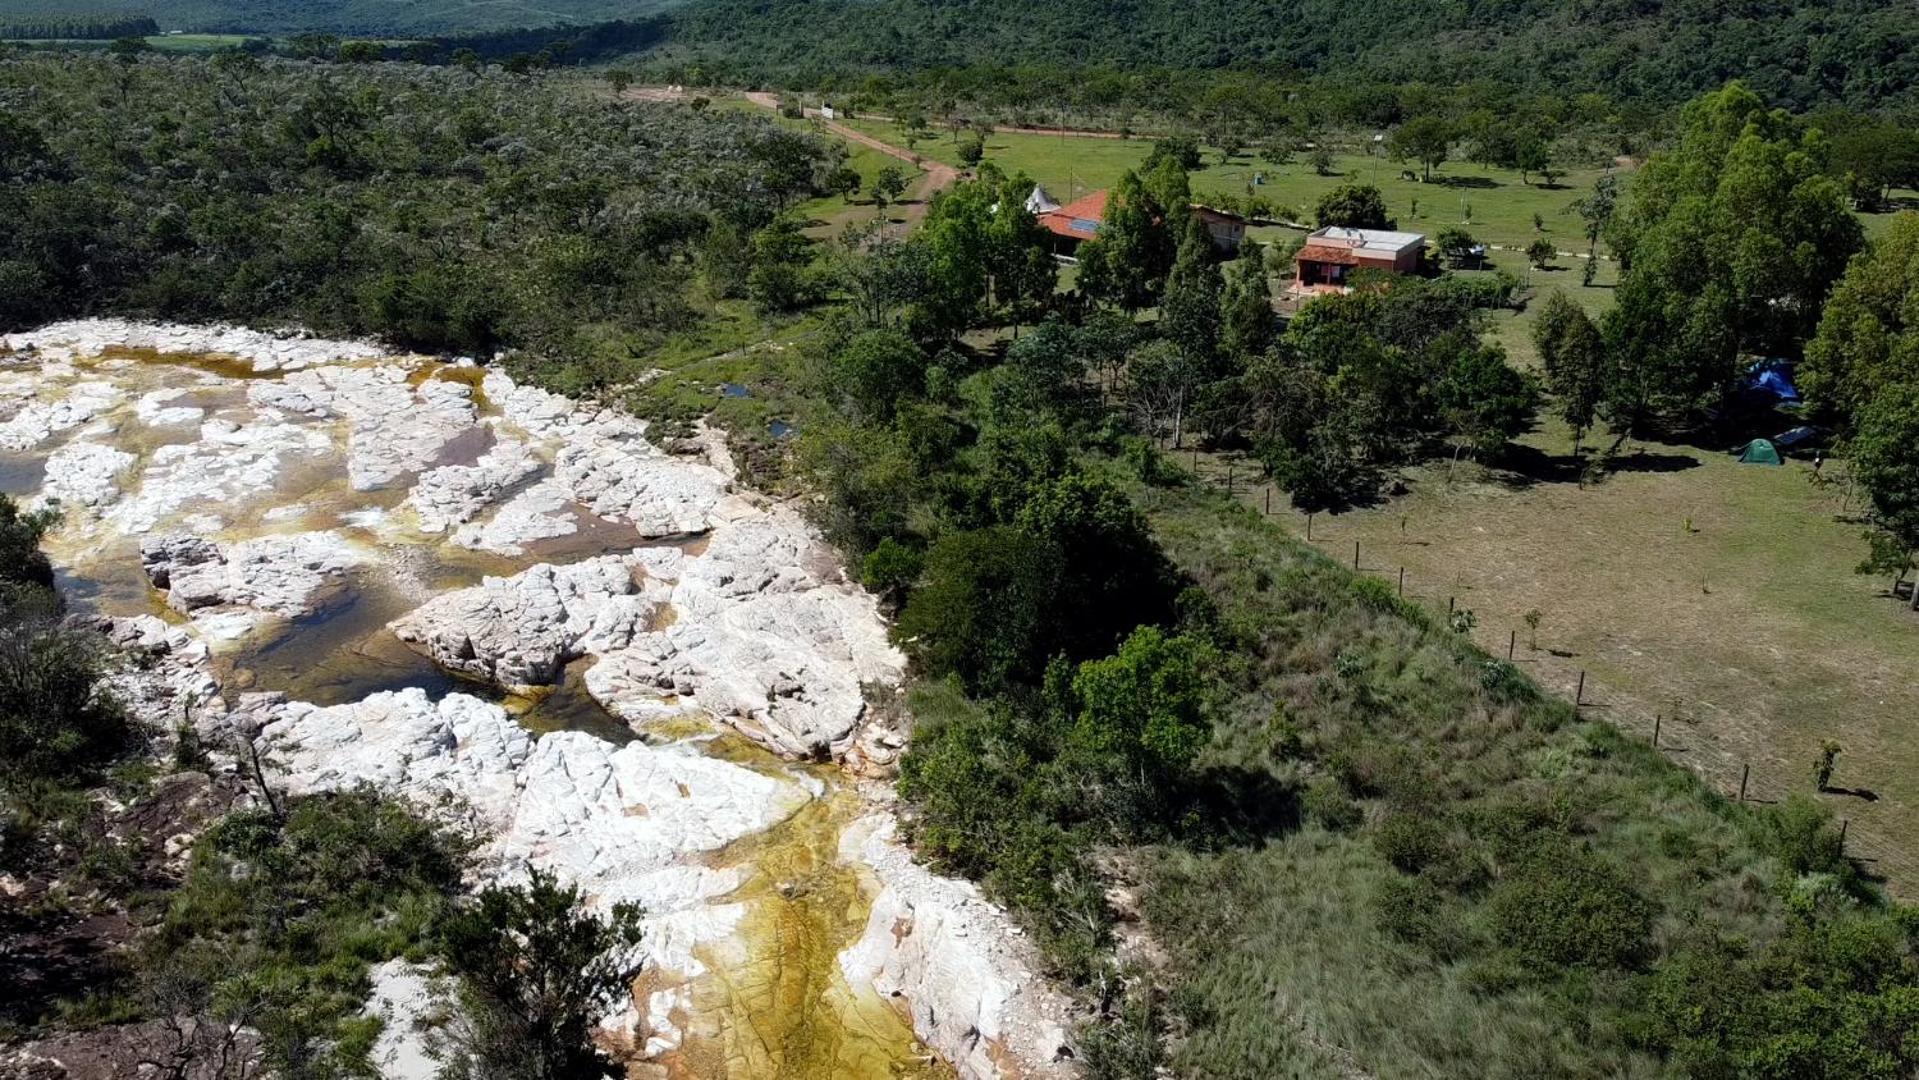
{"left": 644, "top": 741, "right": 950, "bottom": 1080}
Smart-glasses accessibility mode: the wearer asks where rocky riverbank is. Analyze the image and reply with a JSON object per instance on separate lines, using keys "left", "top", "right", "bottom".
{"left": 0, "top": 321, "right": 1075, "bottom": 1079}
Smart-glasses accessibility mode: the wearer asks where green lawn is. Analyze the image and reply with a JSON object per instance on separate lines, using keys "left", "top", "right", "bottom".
{"left": 840, "top": 118, "right": 1626, "bottom": 251}
{"left": 1198, "top": 400, "right": 1919, "bottom": 890}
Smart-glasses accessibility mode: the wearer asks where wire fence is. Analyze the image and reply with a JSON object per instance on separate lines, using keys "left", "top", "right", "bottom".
{"left": 1183, "top": 449, "right": 1914, "bottom": 889}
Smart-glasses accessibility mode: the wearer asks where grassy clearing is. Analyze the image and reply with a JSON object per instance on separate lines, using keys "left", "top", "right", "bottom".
{"left": 840, "top": 117, "right": 1625, "bottom": 250}
{"left": 1201, "top": 405, "right": 1919, "bottom": 890}
{"left": 1114, "top": 463, "right": 1879, "bottom": 1078}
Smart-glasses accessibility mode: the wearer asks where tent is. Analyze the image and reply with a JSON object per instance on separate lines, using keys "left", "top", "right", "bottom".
{"left": 1745, "top": 358, "right": 1802, "bottom": 403}
{"left": 1025, "top": 185, "right": 1061, "bottom": 215}
{"left": 1735, "top": 438, "right": 1784, "bottom": 465}
{"left": 1772, "top": 425, "right": 1823, "bottom": 449}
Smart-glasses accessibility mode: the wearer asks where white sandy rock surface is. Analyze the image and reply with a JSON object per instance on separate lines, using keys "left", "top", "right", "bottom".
{"left": 840, "top": 813, "right": 1078, "bottom": 1079}
{"left": 1, "top": 320, "right": 1070, "bottom": 1080}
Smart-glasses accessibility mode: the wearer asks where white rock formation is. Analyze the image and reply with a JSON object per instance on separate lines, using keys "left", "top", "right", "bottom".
{"left": 6, "top": 321, "right": 1061, "bottom": 1080}
{"left": 388, "top": 556, "right": 659, "bottom": 693}
{"left": 142, "top": 530, "right": 364, "bottom": 618}
{"left": 449, "top": 478, "right": 579, "bottom": 556}
{"left": 406, "top": 438, "right": 543, "bottom": 534}
{"left": 39, "top": 441, "right": 135, "bottom": 508}
{"left": 1, "top": 318, "right": 385, "bottom": 372}
{"left": 555, "top": 441, "right": 732, "bottom": 538}
{"left": 839, "top": 813, "right": 1078, "bottom": 1079}
{"left": 0, "top": 380, "right": 123, "bottom": 449}
{"left": 106, "top": 416, "right": 335, "bottom": 535}
{"left": 272, "top": 366, "right": 478, "bottom": 491}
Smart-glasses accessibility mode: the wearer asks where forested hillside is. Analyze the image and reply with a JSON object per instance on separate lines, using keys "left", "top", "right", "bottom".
{"left": 4, "top": 0, "right": 1917, "bottom": 112}
{"left": 0, "top": 0, "right": 670, "bottom": 35}
{"left": 642, "top": 0, "right": 1919, "bottom": 113}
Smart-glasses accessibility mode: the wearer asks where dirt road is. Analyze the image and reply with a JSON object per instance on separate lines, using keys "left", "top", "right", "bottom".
{"left": 741, "top": 91, "right": 959, "bottom": 221}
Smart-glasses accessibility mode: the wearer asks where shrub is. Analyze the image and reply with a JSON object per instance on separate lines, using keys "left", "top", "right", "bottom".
{"left": 1375, "top": 875, "right": 1468, "bottom": 960}
{"left": 434, "top": 869, "right": 644, "bottom": 1080}
{"left": 1372, "top": 812, "right": 1448, "bottom": 873}
{"left": 1488, "top": 844, "right": 1654, "bottom": 969}
{"left": 1301, "top": 777, "right": 1362, "bottom": 831}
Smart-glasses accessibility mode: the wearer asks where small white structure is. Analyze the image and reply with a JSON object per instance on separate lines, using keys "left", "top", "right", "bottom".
{"left": 820, "top": 104, "right": 837, "bottom": 120}
{"left": 1025, "top": 185, "right": 1062, "bottom": 215}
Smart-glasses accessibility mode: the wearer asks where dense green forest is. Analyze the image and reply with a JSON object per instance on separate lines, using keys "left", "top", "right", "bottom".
{"left": 5, "top": 0, "right": 1919, "bottom": 113}
{"left": 0, "top": 0, "right": 665, "bottom": 35}
{"left": 0, "top": 13, "right": 155, "bottom": 38}
{"left": 635, "top": 0, "right": 1919, "bottom": 115}
{"left": 0, "top": 49, "right": 836, "bottom": 391}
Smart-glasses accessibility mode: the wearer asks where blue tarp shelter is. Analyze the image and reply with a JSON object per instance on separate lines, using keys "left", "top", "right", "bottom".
{"left": 1746, "top": 359, "right": 1801, "bottom": 403}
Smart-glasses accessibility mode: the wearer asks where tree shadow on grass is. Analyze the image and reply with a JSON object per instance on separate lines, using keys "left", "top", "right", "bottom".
{"left": 1177, "top": 764, "right": 1301, "bottom": 847}
{"left": 1428, "top": 174, "right": 1499, "bottom": 189}
{"left": 1489, "top": 443, "right": 1702, "bottom": 490}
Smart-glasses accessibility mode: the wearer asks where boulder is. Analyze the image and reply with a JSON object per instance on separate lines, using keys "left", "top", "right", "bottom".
{"left": 39, "top": 441, "right": 134, "bottom": 509}
{"left": 406, "top": 437, "right": 542, "bottom": 534}
{"left": 141, "top": 531, "right": 362, "bottom": 617}
{"left": 387, "top": 556, "right": 654, "bottom": 693}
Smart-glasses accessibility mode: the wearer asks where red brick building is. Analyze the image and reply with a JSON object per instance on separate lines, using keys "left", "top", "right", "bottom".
{"left": 1292, "top": 226, "right": 1426, "bottom": 294}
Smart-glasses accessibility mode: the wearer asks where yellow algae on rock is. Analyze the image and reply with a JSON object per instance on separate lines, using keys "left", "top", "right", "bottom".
{"left": 644, "top": 745, "right": 951, "bottom": 1080}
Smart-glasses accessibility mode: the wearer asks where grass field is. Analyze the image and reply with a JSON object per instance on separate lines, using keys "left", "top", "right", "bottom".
{"left": 840, "top": 117, "right": 1624, "bottom": 251}
{"left": 1197, "top": 404, "right": 1919, "bottom": 890}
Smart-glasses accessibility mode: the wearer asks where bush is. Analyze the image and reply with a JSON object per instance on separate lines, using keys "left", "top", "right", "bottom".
{"left": 1487, "top": 844, "right": 1654, "bottom": 969}
{"left": 1375, "top": 875, "right": 1467, "bottom": 960}
{"left": 435, "top": 870, "right": 644, "bottom": 1080}
{"left": 1301, "top": 777, "right": 1362, "bottom": 831}
{"left": 1372, "top": 812, "right": 1447, "bottom": 873}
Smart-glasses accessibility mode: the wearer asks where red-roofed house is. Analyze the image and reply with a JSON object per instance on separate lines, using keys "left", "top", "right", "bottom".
{"left": 1036, "top": 190, "right": 1247, "bottom": 260}
{"left": 1036, "top": 191, "right": 1109, "bottom": 256}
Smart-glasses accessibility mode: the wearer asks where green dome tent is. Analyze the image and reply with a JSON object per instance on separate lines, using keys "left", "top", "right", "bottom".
{"left": 1735, "top": 438, "right": 1783, "bottom": 465}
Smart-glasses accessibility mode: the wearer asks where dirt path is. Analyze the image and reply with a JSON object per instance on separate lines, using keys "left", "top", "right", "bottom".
{"left": 741, "top": 91, "right": 959, "bottom": 223}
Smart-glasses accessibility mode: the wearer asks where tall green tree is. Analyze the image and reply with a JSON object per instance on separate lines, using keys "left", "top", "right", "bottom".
{"left": 1160, "top": 214, "right": 1224, "bottom": 363}
{"left": 1848, "top": 379, "right": 1919, "bottom": 583}
{"left": 1217, "top": 241, "right": 1273, "bottom": 362}
{"left": 1802, "top": 211, "right": 1919, "bottom": 429}
{"left": 1314, "top": 183, "right": 1390, "bottom": 229}
{"left": 1077, "top": 170, "right": 1173, "bottom": 312}
{"left": 1605, "top": 82, "right": 1862, "bottom": 424}
{"left": 1388, "top": 116, "right": 1452, "bottom": 182}
{"left": 1064, "top": 626, "right": 1212, "bottom": 783}
{"left": 1533, "top": 290, "right": 1609, "bottom": 449}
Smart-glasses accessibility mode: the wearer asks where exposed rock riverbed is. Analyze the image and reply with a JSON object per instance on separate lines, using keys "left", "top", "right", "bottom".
{"left": 0, "top": 320, "right": 1075, "bottom": 1080}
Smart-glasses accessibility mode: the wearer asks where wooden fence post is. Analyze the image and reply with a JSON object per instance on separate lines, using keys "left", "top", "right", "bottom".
{"left": 1508, "top": 630, "right": 1516, "bottom": 660}
{"left": 1739, "top": 763, "right": 1750, "bottom": 803}
{"left": 1306, "top": 513, "right": 1313, "bottom": 541}
{"left": 1574, "top": 670, "right": 1585, "bottom": 706}
{"left": 1840, "top": 818, "right": 1849, "bottom": 851}
{"left": 1264, "top": 488, "right": 1271, "bottom": 515}
{"left": 1653, "top": 715, "right": 1661, "bottom": 748}
{"left": 1397, "top": 567, "right": 1405, "bottom": 596}
{"left": 1352, "top": 540, "right": 1360, "bottom": 570}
